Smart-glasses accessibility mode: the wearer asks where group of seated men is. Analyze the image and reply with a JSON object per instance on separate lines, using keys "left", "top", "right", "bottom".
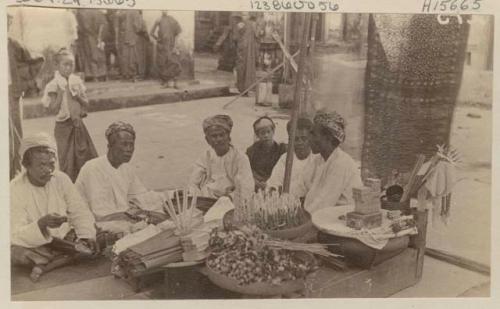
{"left": 10, "top": 111, "right": 361, "bottom": 270}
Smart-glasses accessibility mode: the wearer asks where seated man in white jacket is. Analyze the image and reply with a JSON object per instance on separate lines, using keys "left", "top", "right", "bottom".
{"left": 188, "top": 115, "right": 254, "bottom": 201}
{"left": 11, "top": 133, "right": 98, "bottom": 268}
{"left": 76, "top": 122, "right": 164, "bottom": 225}
{"left": 267, "top": 117, "right": 318, "bottom": 198}
{"left": 303, "top": 111, "right": 363, "bottom": 213}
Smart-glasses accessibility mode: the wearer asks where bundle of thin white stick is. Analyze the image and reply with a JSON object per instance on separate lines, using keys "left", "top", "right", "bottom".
{"left": 162, "top": 189, "right": 198, "bottom": 235}
{"left": 236, "top": 190, "right": 303, "bottom": 229}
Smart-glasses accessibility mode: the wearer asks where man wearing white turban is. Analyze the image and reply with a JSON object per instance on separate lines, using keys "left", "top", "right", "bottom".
{"left": 302, "top": 111, "right": 363, "bottom": 213}
{"left": 10, "top": 133, "right": 97, "bottom": 270}
{"left": 188, "top": 115, "right": 254, "bottom": 201}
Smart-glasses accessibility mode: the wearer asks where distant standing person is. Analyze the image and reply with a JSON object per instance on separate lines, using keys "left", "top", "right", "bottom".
{"left": 236, "top": 15, "right": 258, "bottom": 95}
{"left": 75, "top": 9, "right": 107, "bottom": 82}
{"left": 118, "top": 10, "right": 143, "bottom": 81}
{"left": 104, "top": 10, "right": 120, "bottom": 78}
{"left": 214, "top": 14, "right": 242, "bottom": 72}
{"left": 8, "top": 12, "right": 44, "bottom": 180}
{"left": 42, "top": 48, "right": 98, "bottom": 182}
{"left": 136, "top": 11, "right": 151, "bottom": 80}
{"left": 150, "top": 11, "right": 182, "bottom": 88}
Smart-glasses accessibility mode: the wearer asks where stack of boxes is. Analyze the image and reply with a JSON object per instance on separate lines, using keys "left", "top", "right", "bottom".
{"left": 346, "top": 178, "right": 383, "bottom": 230}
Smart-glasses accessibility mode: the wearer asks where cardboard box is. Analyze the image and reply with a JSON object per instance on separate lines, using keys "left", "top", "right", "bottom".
{"left": 353, "top": 187, "right": 373, "bottom": 202}
{"left": 353, "top": 186, "right": 380, "bottom": 214}
{"left": 346, "top": 211, "right": 383, "bottom": 230}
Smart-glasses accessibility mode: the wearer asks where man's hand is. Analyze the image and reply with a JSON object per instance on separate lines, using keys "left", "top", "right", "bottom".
{"left": 38, "top": 213, "right": 67, "bottom": 232}
{"left": 224, "top": 186, "right": 236, "bottom": 197}
{"left": 79, "top": 238, "right": 100, "bottom": 256}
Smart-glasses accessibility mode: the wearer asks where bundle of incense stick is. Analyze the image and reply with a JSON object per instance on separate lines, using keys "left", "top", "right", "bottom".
{"left": 262, "top": 239, "right": 342, "bottom": 258}
{"left": 237, "top": 191, "right": 305, "bottom": 230}
{"left": 162, "top": 189, "right": 198, "bottom": 235}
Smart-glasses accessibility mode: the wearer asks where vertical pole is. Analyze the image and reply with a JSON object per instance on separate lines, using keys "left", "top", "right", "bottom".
{"left": 300, "top": 13, "right": 319, "bottom": 115}
{"left": 414, "top": 209, "right": 428, "bottom": 280}
{"left": 283, "top": 13, "right": 312, "bottom": 193}
{"left": 283, "top": 13, "right": 289, "bottom": 83}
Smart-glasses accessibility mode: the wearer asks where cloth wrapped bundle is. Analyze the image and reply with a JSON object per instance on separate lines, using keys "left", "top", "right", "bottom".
{"left": 112, "top": 227, "right": 183, "bottom": 278}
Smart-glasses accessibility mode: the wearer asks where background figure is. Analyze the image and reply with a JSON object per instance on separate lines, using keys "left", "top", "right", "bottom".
{"left": 236, "top": 14, "right": 258, "bottom": 94}
{"left": 41, "top": 49, "right": 98, "bottom": 182}
{"left": 75, "top": 9, "right": 107, "bottom": 82}
{"left": 150, "top": 11, "right": 182, "bottom": 88}
{"left": 118, "top": 10, "right": 143, "bottom": 81}
{"left": 246, "top": 116, "right": 287, "bottom": 192}
{"left": 8, "top": 13, "right": 44, "bottom": 180}
{"left": 214, "top": 14, "right": 242, "bottom": 72}
{"left": 104, "top": 10, "right": 120, "bottom": 78}
{"left": 136, "top": 11, "right": 151, "bottom": 80}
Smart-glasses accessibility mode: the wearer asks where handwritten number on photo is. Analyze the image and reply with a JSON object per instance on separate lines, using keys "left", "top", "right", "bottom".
{"left": 422, "top": 0, "right": 482, "bottom": 12}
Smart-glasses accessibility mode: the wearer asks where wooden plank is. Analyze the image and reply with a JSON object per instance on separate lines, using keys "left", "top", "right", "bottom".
{"left": 425, "top": 248, "right": 490, "bottom": 276}
{"left": 306, "top": 249, "right": 419, "bottom": 298}
{"left": 411, "top": 209, "right": 428, "bottom": 280}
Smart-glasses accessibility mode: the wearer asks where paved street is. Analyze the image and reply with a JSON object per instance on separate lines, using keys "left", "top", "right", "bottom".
{"left": 22, "top": 96, "right": 288, "bottom": 191}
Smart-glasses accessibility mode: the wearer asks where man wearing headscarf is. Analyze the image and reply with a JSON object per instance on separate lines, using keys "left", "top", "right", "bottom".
{"left": 10, "top": 133, "right": 98, "bottom": 270}
{"left": 188, "top": 115, "right": 254, "bottom": 201}
{"left": 76, "top": 121, "right": 164, "bottom": 222}
{"left": 302, "top": 111, "right": 362, "bottom": 213}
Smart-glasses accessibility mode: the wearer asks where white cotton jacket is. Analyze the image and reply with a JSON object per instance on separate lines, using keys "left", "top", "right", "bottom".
{"left": 10, "top": 171, "right": 96, "bottom": 248}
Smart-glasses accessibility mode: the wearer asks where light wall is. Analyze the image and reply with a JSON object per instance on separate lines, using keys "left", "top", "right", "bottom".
{"left": 7, "top": 7, "right": 194, "bottom": 57}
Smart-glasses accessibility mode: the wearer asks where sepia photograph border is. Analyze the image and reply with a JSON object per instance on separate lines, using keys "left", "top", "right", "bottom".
{"left": 0, "top": 0, "right": 499, "bottom": 308}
